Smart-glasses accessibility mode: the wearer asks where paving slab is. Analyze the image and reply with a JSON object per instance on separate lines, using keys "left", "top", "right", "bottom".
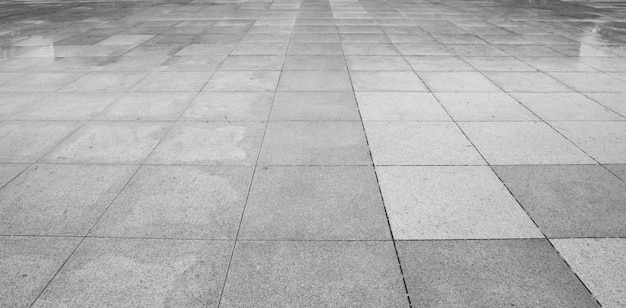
{"left": 0, "top": 164, "right": 136, "bottom": 235}
{"left": 494, "top": 164, "right": 626, "bottom": 238}
{"left": 397, "top": 239, "right": 600, "bottom": 307}
{"left": 33, "top": 238, "right": 232, "bottom": 307}
{"left": 220, "top": 241, "right": 408, "bottom": 307}
{"left": 239, "top": 166, "right": 389, "bottom": 240}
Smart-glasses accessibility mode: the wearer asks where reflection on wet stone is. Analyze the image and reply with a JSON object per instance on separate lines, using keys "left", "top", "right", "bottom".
{"left": 0, "top": 0, "right": 625, "bottom": 307}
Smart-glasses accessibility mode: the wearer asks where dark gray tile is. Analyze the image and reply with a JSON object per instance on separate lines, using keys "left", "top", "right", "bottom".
{"left": 239, "top": 166, "right": 390, "bottom": 240}
{"left": 259, "top": 121, "right": 371, "bottom": 165}
{"left": 221, "top": 241, "right": 408, "bottom": 307}
{"left": 605, "top": 164, "right": 626, "bottom": 182}
{"left": 397, "top": 239, "right": 600, "bottom": 308}
{"left": 493, "top": 165, "right": 626, "bottom": 238}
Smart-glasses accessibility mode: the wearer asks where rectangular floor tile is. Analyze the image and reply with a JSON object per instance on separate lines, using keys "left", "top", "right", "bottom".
{"left": 204, "top": 71, "right": 280, "bottom": 91}
{"left": 397, "top": 239, "right": 600, "bottom": 307}
{"left": 356, "top": 92, "right": 451, "bottom": 121}
{"left": 377, "top": 166, "right": 541, "bottom": 239}
{"left": 221, "top": 241, "right": 408, "bottom": 307}
{"left": 92, "top": 166, "right": 253, "bottom": 239}
{"left": 0, "top": 164, "right": 136, "bottom": 235}
{"left": 277, "top": 70, "right": 352, "bottom": 91}
{"left": 34, "top": 238, "right": 232, "bottom": 307}
{"left": 182, "top": 92, "right": 274, "bottom": 121}
{"left": 239, "top": 166, "right": 390, "bottom": 240}
{"left": 147, "top": 122, "right": 265, "bottom": 165}
{"left": 364, "top": 122, "right": 484, "bottom": 165}
{"left": 270, "top": 91, "right": 359, "bottom": 121}
{"left": 259, "top": 121, "right": 371, "bottom": 165}
{"left": 494, "top": 165, "right": 626, "bottom": 238}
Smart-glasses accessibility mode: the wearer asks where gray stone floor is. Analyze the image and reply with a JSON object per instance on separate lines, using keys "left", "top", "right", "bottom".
{"left": 0, "top": 0, "right": 625, "bottom": 306}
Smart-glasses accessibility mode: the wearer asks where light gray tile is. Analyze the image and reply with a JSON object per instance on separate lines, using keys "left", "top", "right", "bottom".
{"left": 0, "top": 164, "right": 136, "bottom": 235}
{"left": 92, "top": 166, "right": 253, "bottom": 239}
{"left": 378, "top": 166, "right": 541, "bottom": 239}
{"left": 364, "top": 122, "right": 484, "bottom": 165}
{"left": 34, "top": 238, "right": 232, "bottom": 307}
{"left": 552, "top": 238, "right": 626, "bottom": 308}
{"left": 147, "top": 122, "right": 265, "bottom": 165}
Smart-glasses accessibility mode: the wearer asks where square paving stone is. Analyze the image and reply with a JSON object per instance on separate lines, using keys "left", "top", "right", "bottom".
{"left": 43, "top": 122, "right": 170, "bottom": 164}
{"left": 551, "top": 121, "right": 626, "bottom": 164}
{"left": 270, "top": 92, "right": 359, "bottom": 121}
{"left": 204, "top": 71, "right": 280, "bottom": 91}
{"left": 60, "top": 72, "right": 147, "bottom": 92}
{"left": 0, "top": 164, "right": 136, "bottom": 235}
{"left": 33, "top": 238, "right": 232, "bottom": 308}
{"left": 220, "top": 241, "right": 408, "bottom": 308}
{"left": 494, "top": 165, "right": 626, "bottom": 238}
{"left": 287, "top": 43, "right": 343, "bottom": 56}
{"left": 364, "top": 122, "right": 484, "bottom": 165}
{"left": 0, "top": 121, "right": 78, "bottom": 163}
{"left": 419, "top": 72, "right": 501, "bottom": 92}
{"left": 397, "top": 239, "right": 600, "bottom": 308}
{"left": 0, "top": 237, "right": 80, "bottom": 307}
{"left": 483, "top": 72, "right": 572, "bottom": 92}
{"left": 282, "top": 55, "right": 346, "bottom": 70}
{"left": 342, "top": 43, "right": 399, "bottom": 55}
{"left": 258, "top": 121, "right": 370, "bottom": 165}
{"left": 96, "top": 92, "right": 195, "bottom": 121}
{"left": 11, "top": 93, "right": 120, "bottom": 121}
{"left": 219, "top": 55, "right": 284, "bottom": 71}
{"left": 459, "top": 122, "right": 594, "bottom": 165}
{"left": 277, "top": 71, "right": 352, "bottom": 91}
{"left": 232, "top": 43, "right": 288, "bottom": 55}
{"left": 434, "top": 92, "right": 537, "bottom": 121}
{"left": 356, "top": 92, "right": 451, "bottom": 121}
{"left": 351, "top": 71, "right": 427, "bottom": 91}
{"left": 239, "top": 166, "right": 390, "bottom": 240}
{"left": 131, "top": 72, "right": 212, "bottom": 92}
{"left": 552, "top": 238, "right": 626, "bottom": 308}
{"left": 377, "top": 166, "right": 541, "bottom": 239}
{"left": 510, "top": 93, "right": 622, "bottom": 121}
{"left": 405, "top": 56, "right": 475, "bottom": 72}
{"left": 346, "top": 56, "right": 411, "bottom": 71}
{"left": 182, "top": 92, "right": 274, "bottom": 121}
{"left": 92, "top": 166, "right": 253, "bottom": 239}
{"left": 147, "top": 122, "right": 265, "bottom": 165}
